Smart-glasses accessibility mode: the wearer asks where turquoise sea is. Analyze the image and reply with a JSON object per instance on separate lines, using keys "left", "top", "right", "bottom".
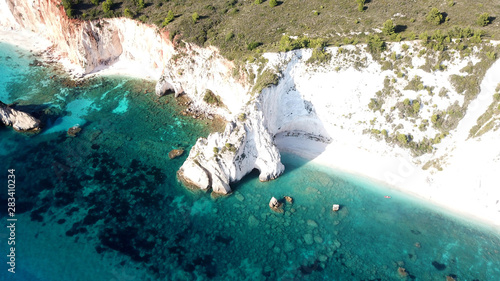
{"left": 1, "top": 41, "right": 500, "bottom": 281}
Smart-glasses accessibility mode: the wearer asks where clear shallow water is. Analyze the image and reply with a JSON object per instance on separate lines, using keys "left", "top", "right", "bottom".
{"left": 1, "top": 42, "right": 500, "bottom": 281}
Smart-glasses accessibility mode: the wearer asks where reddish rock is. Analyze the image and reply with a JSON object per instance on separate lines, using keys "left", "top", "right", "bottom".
{"left": 67, "top": 125, "right": 81, "bottom": 137}
{"left": 168, "top": 149, "right": 184, "bottom": 159}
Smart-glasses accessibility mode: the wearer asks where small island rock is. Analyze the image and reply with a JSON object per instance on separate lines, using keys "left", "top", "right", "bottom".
{"left": 269, "top": 197, "right": 283, "bottom": 212}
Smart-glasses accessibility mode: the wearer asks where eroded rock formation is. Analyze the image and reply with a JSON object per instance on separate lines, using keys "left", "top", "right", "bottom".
{"left": 0, "top": 102, "right": 40, "bottom": 132}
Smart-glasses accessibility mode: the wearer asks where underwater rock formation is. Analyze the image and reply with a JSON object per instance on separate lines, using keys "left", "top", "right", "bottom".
{"left": 168, "top": 149, "right": 184, "bottom": 159}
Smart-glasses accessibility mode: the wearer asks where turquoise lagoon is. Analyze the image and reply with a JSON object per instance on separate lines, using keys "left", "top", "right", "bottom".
{"left": 1, "top": 42, "right": 500, "bottom": 281}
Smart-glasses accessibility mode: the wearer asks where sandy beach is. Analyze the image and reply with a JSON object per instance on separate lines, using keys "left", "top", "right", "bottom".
{"left": 276, "top": 134, "right": 500, "bottom": 232}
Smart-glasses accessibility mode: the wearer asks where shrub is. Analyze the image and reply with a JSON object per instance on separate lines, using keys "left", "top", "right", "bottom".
{"left": 91, "top": 0, "right": 99, "bottom": 6}
{"left": 269, "top": 0, "right": 277, "bottom": 8}
{"left": 477, "top": 13, "right": 491, "bottom": 27}
{"left": 136, "top": 0, "right": 144, "bottom": 9}
{"left": 368, "top": 98, "right": 383, "bottom": 112}
{"left": 203, "top": 90, "right": 221, "bottom": 106}
{"left": 139, "top": 15, "right": 147, "bottom": 22}
{"left": 307, "top": 47, "right": 331, "bottom": 64}
{"left": 238, "top": 113, "right": 247, "bottom": 122}
{"left": 252, "top": 69, "right": 280, "bottom": 94}
{"left": 225, "top": 32, "right": 234, "bottom": 42}
{"left": 278, "top": 35, "right": 312, "bottom": 52}
{"left": 447, "top": 0, "right": 454, "bottom": 7}
{"left": 163, "top": 10, "right": 174, "bottom": 26}
{"left": 247, "top": 42, "right": 262, "bottom": 51}
{"left": 192, "top": 12, "right": 199, "bottom": 24}
{"left": 255, "top": 0, "right": 262, "bottom": 4}
{"left": 382, "top": 19, "right": 395, "bottom": 36}
{"left": 124, "top": 8, "right": 134, "bottom": 18}
{"left": 397, "top": 133, "right": 408, "bottom": 145}
{"left": 426, "top": 8, "right": 443, "bottom": 25}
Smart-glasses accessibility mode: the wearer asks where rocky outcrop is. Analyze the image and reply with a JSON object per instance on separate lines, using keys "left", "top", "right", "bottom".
{"left": 178, "top": 102, "right": 284, "bottom": 194}
{"left": 0, "top": 102, "right": 40, "bottom": 132}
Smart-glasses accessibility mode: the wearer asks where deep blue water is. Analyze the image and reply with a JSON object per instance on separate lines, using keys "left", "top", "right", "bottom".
{"left": 1, "top": 42, "right": 500, "bottom": 281}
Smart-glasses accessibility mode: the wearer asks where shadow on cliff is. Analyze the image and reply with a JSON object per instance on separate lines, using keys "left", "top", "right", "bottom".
{"left": 265, "top": 48, "right": 332, "bottom": 166}
{"left": 233, "top": 49, "right": 333, "bottom": 190}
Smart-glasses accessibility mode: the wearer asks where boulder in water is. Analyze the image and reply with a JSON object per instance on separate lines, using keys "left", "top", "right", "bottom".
{"left": 67, "top": 125, "right": 82, "bottom": 137}
{"left": 269, "top": 197, "right": 283, "bottom": 212}
{"left": 332, "top": 204, "right": 340, "bottom": 211}
{"left": 168, "top": 149, "right": 185, "bottom": 159}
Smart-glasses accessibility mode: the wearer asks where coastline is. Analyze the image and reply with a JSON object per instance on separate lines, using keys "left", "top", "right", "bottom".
{"left": 3, "top": 25, "right": 500, "bottom": 233}
{"left": 276, "top": 135, "right": 500, "bottom": 232}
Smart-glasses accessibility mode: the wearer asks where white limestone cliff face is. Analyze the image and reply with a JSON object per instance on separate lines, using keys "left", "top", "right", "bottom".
{"left": 0, "top": 102, "right": 40, "bottom": 132}
{"left": 0, "top": 0, "right": 280, "bottom": 193}
{"left": 0, "top": 0, "right": 250, "bottom": 119}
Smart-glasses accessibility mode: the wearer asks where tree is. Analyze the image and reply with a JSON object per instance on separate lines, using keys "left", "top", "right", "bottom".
{"left": 366, "top": 35, "right": 386, "bottom": 53}
{"left": 426, "top": 8, "right": 443, "bottom": 25}
{"left": 477, "top": 13, "right": 490, "bottom": 27}
{"left": 62, "top": 0, "right": 73, "bottom": 17}
{"left": 102, "top": 0, "right": 112, "bottom": 13}
{"left": 192, "top": 12, "right": 199, "bottom": 24}
{"left": 382, "top": 19, "right": 395, "bottom": 36}
{"left": 356, "top": 0, "right": 365, "bottom": 12}
{"left": 163, "top": 10, "right": 174, "bottom": 26}
{"left": 269, "top": 0, "right": 277, "bottom": 8}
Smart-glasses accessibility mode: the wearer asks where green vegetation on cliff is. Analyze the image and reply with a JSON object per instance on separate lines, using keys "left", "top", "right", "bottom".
{"left": 65, "top": 0, "right": 498, "bottom": 60}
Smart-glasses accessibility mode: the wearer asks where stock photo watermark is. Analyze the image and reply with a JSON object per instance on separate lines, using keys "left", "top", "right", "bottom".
{"left": 6, "top": 169, "right": 17, "bottom": 274}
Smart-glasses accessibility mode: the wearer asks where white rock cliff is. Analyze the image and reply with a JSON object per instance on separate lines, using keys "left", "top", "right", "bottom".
{"left": 0, "top": 101, "right": 40, "bottom": 132}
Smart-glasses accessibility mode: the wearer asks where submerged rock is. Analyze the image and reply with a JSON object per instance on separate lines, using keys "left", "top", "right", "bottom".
{"left": 306, "top": 220, "right": 318, "bottom": 228}
{"left": 168, "top": 149, "right": 184, "bottom": 159}
{"left": 0, "top": 101, "right": 41, "bottom": 132}
{"left": 303, "top": 233, "right": 314, "bottom": 245}
{"left": 397, "top": 267, "right": 408, "bottom": 278}
{"left": 67, "top": 125, "right": 82, "bottom": 137}
{"left": 284, "top": 196, "right": 294, "bottom": 203}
